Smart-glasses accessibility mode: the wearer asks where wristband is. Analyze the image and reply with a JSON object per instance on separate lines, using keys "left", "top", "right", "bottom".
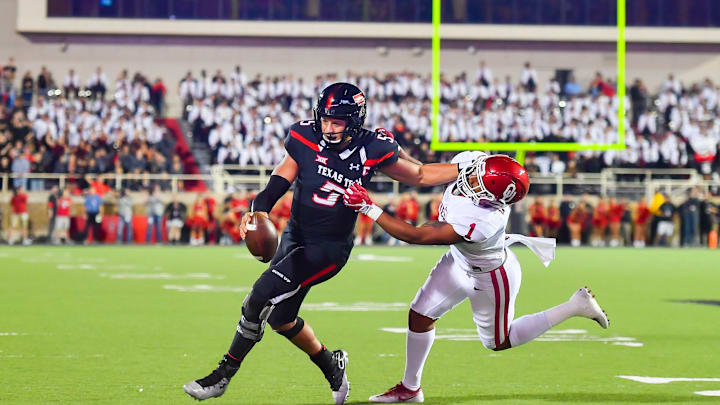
{"left": 359, "top": 203, "right": 383, "bottom": 221}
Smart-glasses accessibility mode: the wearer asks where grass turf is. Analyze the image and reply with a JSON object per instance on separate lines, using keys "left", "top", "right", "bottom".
{"left": 1, "top": 246, "right": 718, "bottom": 404}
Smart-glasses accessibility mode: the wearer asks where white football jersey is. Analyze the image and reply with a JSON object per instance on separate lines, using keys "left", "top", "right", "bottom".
{"left": 439, "top": 151, "right": 509, "bottom": 273}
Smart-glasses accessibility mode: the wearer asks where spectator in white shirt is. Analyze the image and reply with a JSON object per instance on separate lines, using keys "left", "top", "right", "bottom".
{"left": 550, "top": 153, "right": 566, "bottom": 174}
{"left": 475, "top": 60, "right": 493, "bottom": 87}
{"left": 520, "top": 62, "right": 538, "bottom": 92}
{"left": 63, "top": 69, "right": 80, "bottom": 98}
{"left": 87, "top": 66, "right": 108, "bottom": 100}
{"left": 663, "top": 74, "right": 682, "bottom": 95}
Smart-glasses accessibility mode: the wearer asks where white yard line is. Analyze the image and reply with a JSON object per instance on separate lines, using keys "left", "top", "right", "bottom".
{"left": 303, "top": 302, "right": 409, "bottom": 311}
{"left": 162, "top": 284, "right": 249, "bottom": 293}
{"left": 617, "top": 376, "right": 720, "bottom": 384}
{"left": 353, "top": 254, "right": 413, "bottom": 262}
{"left": 381, "top": 327, "right": 641, "bottom": 346}
{"left": 100, "top": 273, "right": 224, "bottom": 280}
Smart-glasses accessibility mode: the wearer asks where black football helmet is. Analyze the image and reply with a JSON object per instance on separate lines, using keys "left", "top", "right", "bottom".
{"left": 313, "top": 82, "right": 367, "bottom": 149}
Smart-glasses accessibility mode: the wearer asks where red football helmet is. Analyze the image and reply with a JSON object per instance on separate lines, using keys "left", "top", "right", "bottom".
{"left": 456, "top": 154, "right": 530, "bottom": 208}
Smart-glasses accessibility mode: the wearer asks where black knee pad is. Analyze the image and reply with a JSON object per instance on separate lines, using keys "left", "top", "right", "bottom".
{"left": 238, "top": 290, "right": 274, "bottom": 342}
{"left": 275, "top": 316, "right": 305, "bottom": 340}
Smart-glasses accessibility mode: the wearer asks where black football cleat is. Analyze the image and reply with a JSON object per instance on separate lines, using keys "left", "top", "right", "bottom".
{"left": 183, "top": 356, "right": 239, "bottom": 401}
{"left": 325, "top": 349, "right": 350, "bottom": 404}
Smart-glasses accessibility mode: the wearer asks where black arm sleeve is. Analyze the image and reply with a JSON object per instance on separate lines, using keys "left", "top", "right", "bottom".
{"left": 252, "top": 175, "right": 292, "bottom": 213}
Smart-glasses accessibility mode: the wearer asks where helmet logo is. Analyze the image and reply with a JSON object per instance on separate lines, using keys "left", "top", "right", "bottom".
{"left": 502, "top": 182, "right": 517, "bottom": 203}
{"left": 353, "top": 93, "right": 365, "bottom": 105}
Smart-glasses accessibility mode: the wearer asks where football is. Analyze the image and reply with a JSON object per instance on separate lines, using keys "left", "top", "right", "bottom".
{"left": 245, "top": 212, "right": 278, "bottom": 263}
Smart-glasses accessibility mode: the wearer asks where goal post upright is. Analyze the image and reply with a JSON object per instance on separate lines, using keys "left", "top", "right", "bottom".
{"left": 430, "top": 0, "right": 627, "bottom": 166}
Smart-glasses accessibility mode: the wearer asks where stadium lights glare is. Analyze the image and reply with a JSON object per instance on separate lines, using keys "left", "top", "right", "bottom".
{"left": 430, "top": 0, "right": 627, "bottom": 164}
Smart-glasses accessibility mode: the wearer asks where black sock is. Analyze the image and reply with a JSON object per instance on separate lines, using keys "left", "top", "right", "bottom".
{"left": 226, "top": 330, "right": 256, "bottom": 368}
{"left": 310, "top": 345, "right": 335, "bottom": 376}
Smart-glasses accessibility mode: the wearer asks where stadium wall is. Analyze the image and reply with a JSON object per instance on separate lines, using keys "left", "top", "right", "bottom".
{"left": 5, "top": 0, "right": 720, "bottom": 117}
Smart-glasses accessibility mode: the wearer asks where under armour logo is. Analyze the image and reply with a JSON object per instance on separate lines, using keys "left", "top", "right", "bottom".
{"left": 502, "top": 183, "right": 517, "bottom": 203}
{"left": 349, "top": 163, "right": 360, "bottom": 171}
{"left": 272, "top": 269, "right": 292, "bottom": 283}
{"left": 315, "top": 154, "right": 328, "bottom": 165}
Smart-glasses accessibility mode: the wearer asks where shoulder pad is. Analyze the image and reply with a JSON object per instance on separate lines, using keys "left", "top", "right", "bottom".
{"left": 285, "top": 120, "right": 321, "bottom": 156}
{"left": 360, "top": 130, "right": 399, "bottom": 169}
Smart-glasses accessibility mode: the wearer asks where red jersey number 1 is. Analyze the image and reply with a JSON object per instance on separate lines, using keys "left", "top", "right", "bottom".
{"left": 465, "top": 223, "right": 476, "bottom": 239}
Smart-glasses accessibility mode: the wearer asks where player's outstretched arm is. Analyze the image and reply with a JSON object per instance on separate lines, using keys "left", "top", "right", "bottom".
{"left": 239, "top": 155, "right": 298, "bottom": 238}
{"left": 380, "top": 158, "right": 459, "bottom": 187}
{"left": 377, "top": 217, "right": 463, "bottom": 245}
{"left": 343, "top": 184, "right": 462, "bottom": 245}
{"left": 398, "top": 146, "right": 423, "bottom": 165}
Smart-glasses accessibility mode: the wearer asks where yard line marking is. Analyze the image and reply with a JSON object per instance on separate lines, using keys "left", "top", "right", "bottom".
{"left": 353, "top": 254, "right": 413, "bottom": 262}
{"left": 23, "top": 256, "right": 106, "bottom": 263}
{"left": 57, "top": 264, "right": 98, "bottom": 270}
{"left": 695, "top": 391, "right": 720, "bottom": 397}
{"left": 617, "top": 376, "right": 720, "bottom": 384}
{"left": 100, "top": 273, "right": 224, "bottom": 280}
{"left": 303, "top": 302, "right": 408, "bottom": 311}
{"left": 162, "top": 284, "right": 249, "bottom": 293}
{"left": 234, "top": 252, "right": 414, "bottom": 263}
{"left": 57, "top": 264, "right": 162, "bottom": 271}
{"left": 381, "top": 328, "right": 640, "bottom": 345}
{"left": 613, "top": 342, "right": 644, "bottom": 347}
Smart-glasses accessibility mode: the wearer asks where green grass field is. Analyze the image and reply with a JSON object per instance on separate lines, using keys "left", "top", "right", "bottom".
{"left": 1, "top": 246, "right": 719, "bottom": 404}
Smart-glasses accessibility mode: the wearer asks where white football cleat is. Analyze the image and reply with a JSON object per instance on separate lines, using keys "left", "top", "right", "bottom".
{"left": 369, "top": 383, "right": 424, "bottom": 403}
{"left": 570, "top": 287, "right": 609, "bottom": 329}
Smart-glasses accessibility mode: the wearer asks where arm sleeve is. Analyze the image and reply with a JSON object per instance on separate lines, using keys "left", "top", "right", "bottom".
{"left": 252, "top": 175, "right": 292, "bottom": 213}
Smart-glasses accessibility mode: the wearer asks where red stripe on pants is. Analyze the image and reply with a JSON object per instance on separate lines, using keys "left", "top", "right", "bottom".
{"left": 490, "top": 270, "right": 501, "bottom": 348}
{"left": 499, "top": 266, "right": 510, "bottom": 341}
{"left": 301, "top": 264, "right": 337, "bottom": 287}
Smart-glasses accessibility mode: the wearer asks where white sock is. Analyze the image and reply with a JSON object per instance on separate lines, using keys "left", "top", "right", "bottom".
{"left": 544, "top": 300, "right": 579, "bottom": 327}
{"left": 401, "top": 329, "right": 435, "bottom": 391}
{"left": 508, "top": 311, "right": 552, "bottom": 347}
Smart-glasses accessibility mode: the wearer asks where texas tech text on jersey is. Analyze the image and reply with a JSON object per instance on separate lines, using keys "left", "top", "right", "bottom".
{"left": 284, "top": 120, "right": 399, "bottom": 240}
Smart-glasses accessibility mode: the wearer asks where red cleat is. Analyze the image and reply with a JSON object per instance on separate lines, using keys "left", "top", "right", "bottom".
{"left": 369, "top": 383, "right": 424, "bottom": 403}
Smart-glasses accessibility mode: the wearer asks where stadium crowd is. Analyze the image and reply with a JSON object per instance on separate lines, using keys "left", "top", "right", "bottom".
{"left": 1, "top": 57, "right": 720, "bottom": 249}
{"left": 0, "top": 59, "right": 178, "bottom": 193}
{"left": 182, "top": 63, "right": 720, "bottom": 179}
{"left": 2, "top": 58, "right": 720, "bottom": 189}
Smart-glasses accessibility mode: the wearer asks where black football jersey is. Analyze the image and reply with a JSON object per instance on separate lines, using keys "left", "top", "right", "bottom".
{"left": 284, "top": 120, "right": 399, "bottom": 241}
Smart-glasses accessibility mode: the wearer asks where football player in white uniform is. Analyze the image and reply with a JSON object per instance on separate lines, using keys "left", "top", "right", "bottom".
{"left": 343, "top": 152, "right": 609, "bottom": 403}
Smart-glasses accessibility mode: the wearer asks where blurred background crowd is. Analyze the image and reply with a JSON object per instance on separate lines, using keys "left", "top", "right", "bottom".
{"left": 1, "top": 55, "right": 719, "bottom": 248}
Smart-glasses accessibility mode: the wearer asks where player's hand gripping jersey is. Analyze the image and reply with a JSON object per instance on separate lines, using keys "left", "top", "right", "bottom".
{"left": 284, "top": 120, "right": 399, "bottom": 240}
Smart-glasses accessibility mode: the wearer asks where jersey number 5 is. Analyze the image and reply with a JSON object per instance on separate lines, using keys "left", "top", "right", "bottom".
{"left": 312, "top": 181, "right": 346, "bottom": 207}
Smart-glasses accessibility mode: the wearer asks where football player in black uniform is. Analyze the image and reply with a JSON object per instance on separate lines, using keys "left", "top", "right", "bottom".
{"left": 183, "top": 83, "right": 462, "bottom": 404}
